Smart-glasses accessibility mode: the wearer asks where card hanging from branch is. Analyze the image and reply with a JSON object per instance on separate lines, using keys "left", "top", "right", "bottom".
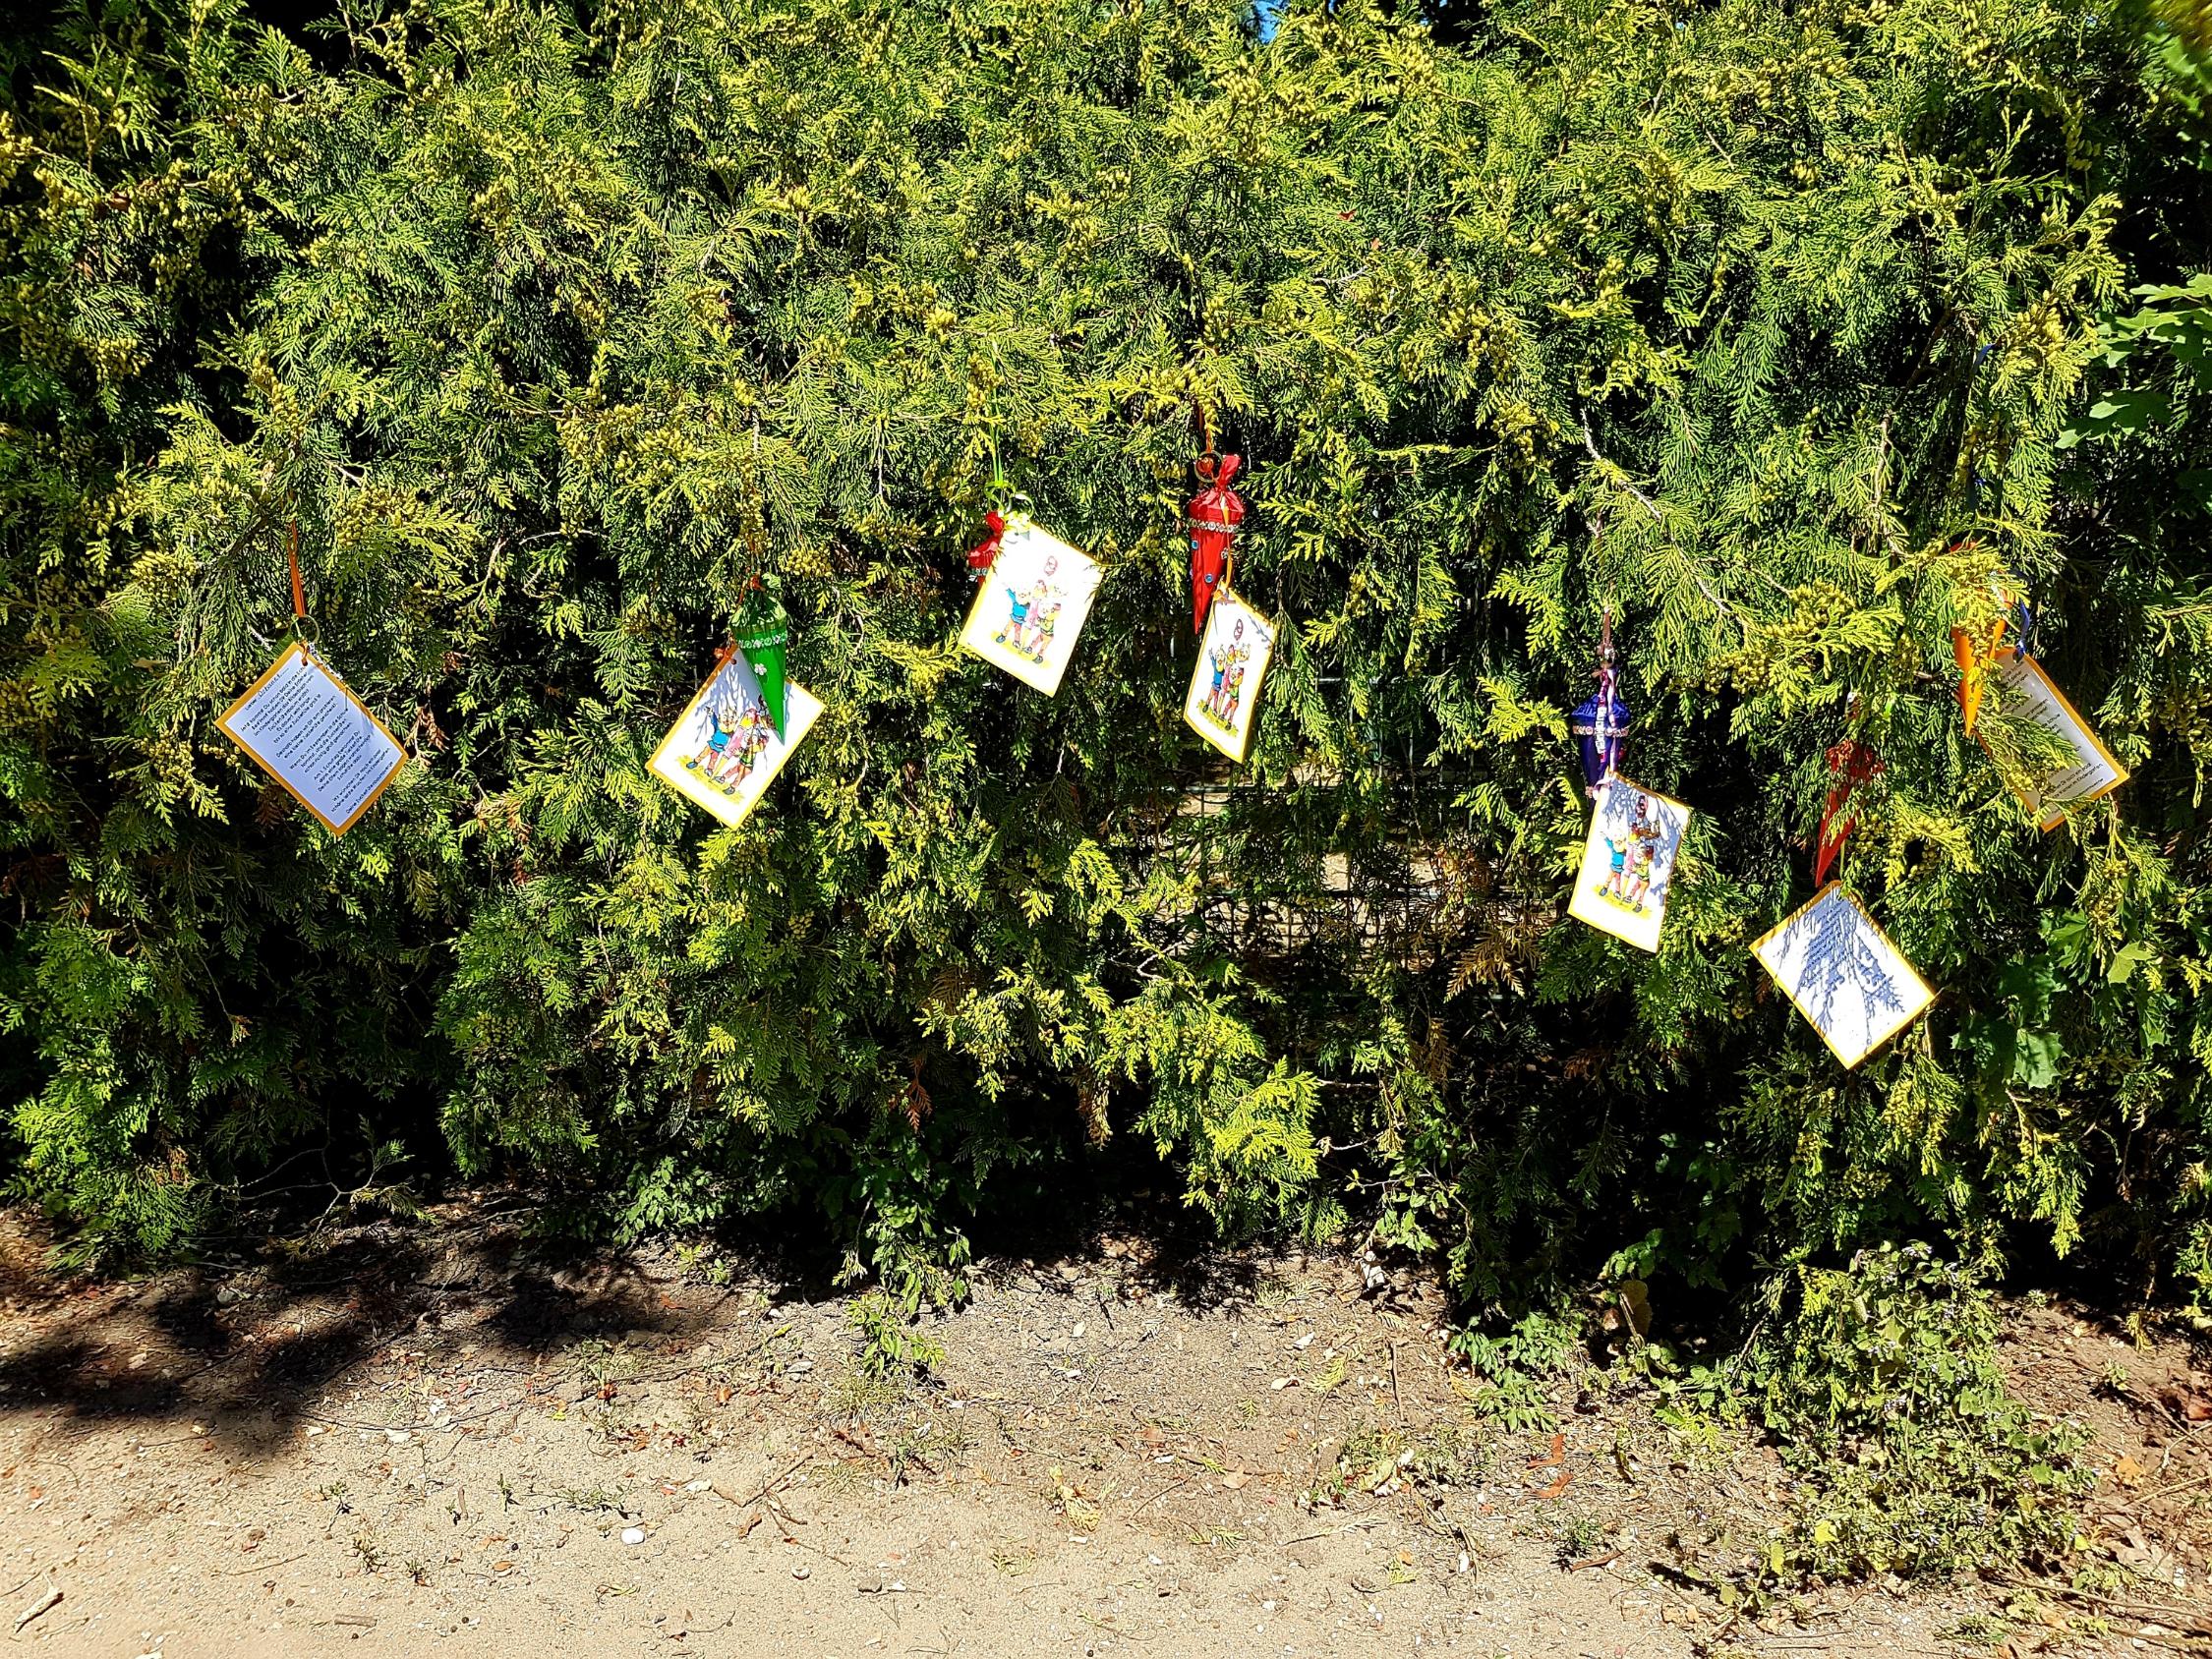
{"left": 1751, "top": 884, "right": 1935, "bottom": 1069}
{"left": 1982, "top": 647, "right": 2128, "bottom": 831}
{"left": 217, "top": 521, "right": 408, "bottom": 837}
{"left": 958, "top": 513, "right": 1102, "bottom": 697}
{"left": 1568, "top": 776, "right": 1691, "bottom": 953}
{"left": 1184, "top": 586, "right": 1275, "bottom": 763}
{"left": 650, "top": 637, "right": 822, "bottom": 829}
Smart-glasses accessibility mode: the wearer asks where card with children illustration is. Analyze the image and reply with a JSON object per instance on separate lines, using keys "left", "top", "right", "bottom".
{"left": 957, "top": 515, "right": 1102, "bottom": 696}
{"left": 1567, "top": 776, "right": 1691, "bottom": 953}
{"left": 1182, "top": 587, "right": 1276, "bottom": 764}
{"left": 649, "top": 647, "right": 822, "bottom": 830}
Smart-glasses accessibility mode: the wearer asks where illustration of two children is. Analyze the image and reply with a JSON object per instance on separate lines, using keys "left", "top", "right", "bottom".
{"left": 1199, "top": 618, "right": 1253, "bottom": 729}
{"left": 1600, "top": 794, "right": 1666, "bottom": 913}
{"left": 686, "top": 695, "right": 772, "bottom": 794}
{"left": 994, "top": 556, "right": 1065, "bottom": 664}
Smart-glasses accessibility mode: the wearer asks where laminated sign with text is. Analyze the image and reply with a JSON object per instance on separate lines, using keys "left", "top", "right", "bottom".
{"left": 1987, "top": 649, "right": 2128, "bottom": 831}
{"left": 217, "top": 643, "right": 407, "bottom": 836}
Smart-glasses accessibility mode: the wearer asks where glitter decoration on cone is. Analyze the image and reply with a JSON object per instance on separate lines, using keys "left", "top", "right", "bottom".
{"left": 1569, "top": 609, "right": 1629, "bottom": 797}
{"left": 1188, "top": 452, "right": 1245, "bottom": 634}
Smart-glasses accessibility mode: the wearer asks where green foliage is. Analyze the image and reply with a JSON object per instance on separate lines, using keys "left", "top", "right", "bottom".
{"left": 845, "top": 1288, "right": 946, "bottom": 1381}
{"left": 0, "top": 0, "right": 2205, "bottom": 1370}
{"left": 1450, "top": 1306, "right": 1580, "bottom": 1433}
{"left": 1302, "top": 1416, "right": 1483, "bottom": 1508}
{"left": 1747, "top": 1243, "right": 2092, "bottom": 1580}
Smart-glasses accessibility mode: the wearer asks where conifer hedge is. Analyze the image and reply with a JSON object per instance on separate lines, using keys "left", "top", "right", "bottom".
{"left": 3, "top": 0, "right": 2207, "bottom": 1323}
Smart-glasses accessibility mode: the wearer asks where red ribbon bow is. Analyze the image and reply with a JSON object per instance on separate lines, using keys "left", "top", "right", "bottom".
{"left": 966, "top": 508, "right": 1007, "bottom": 572}
{"left": 1814, "top": 738, "right": 1884, "bottom": 887}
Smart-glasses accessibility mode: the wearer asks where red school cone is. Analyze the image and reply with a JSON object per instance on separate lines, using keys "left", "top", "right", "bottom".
{"left": 1188, "top": 453, "right": 1245, "bottom": 633}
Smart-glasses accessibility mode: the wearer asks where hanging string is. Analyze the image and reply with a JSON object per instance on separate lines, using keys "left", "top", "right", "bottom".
{"left": 739, "top": 419, "right": 769, "bottom": 592}
{"left": 1595, "top": 606, "right": 1617, "bottom": 788}
{"left": 288, "top": 521, "right": 307, "bottom": 624}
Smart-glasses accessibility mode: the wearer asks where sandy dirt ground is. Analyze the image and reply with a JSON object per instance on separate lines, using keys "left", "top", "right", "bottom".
{"left": 1, "top": 1202, "right": 2207, "bottom": 1658}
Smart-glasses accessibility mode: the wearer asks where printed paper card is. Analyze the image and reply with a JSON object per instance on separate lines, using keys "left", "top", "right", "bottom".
{"left": 217, "top": 642, "right": 407, "bottom": 836}
{"left": 1752, "top": 883, "right": 1935, "bottom": 1069}
{"left": 958, "top": 515, "right": 1101, "bottom": 696}
{"left": 1182, "top": 586, "right": 1276, "bottom": 763}
{"left": 1988, "top": 649, "right": 2128, "bottom": 831}
{"left": 649, "top": 649, "right": 823, "bottom": 830}
{"left": 1567, "top": 776, "right": 1691, "bottom": 953}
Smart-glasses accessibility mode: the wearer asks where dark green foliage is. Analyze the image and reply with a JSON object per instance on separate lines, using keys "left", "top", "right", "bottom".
{"left": 1751, "top": 1244, "right": 2091, "bottom": 1579}
{"left": 0, "top": 0, "right": 2206, "bottom": 1363}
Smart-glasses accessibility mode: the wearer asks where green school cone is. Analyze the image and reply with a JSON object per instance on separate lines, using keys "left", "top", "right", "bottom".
{"left": 735, "top": 587, "right": 789, "bottom": 740}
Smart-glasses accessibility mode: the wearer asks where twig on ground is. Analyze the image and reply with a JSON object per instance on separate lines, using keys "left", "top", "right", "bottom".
{"left": 2136, "top": 1466, "right": 2212, "bottom": 1504}
{"left": 1282, "top": 1516, "right": 1388, "bottom": 1546}
{"left": 1984, "top": 1571, "right": 2210, "bottom": 1635}
{"left": 710, "top": 1449, "right": 813, "bottom": 1511}
{"left": 1138, "top": 1471, "right": 1197, "bottom": 1511}
{"left": 11, "top": 1580, "right": 61, "bottom": 1634}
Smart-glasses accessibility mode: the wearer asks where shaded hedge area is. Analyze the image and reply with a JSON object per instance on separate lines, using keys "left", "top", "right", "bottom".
{"left": 3, "top": 0, "right": 2208, "bottom": 1344}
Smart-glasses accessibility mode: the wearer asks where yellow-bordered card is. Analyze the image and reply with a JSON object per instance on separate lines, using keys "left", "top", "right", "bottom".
{"left": 1567, "top": 776, "right": 1691, "bottom": 954}
{"left": 649, "top": 648, "right": 822, "bottom": 829}
{"left": 217, "top": 641, "right": 407, "bottom": 836}
{"left": 1986, "top": 649, "right": 2128, "bottom": 832}
{"left": 958, "top": 515, "right": 1101, "bottom": 696}
{"left": 1183, "top": 586, "right": 1275, "bottom": 763}
{"left": 1752, "top": 883, "right": 1935, "bottom": 1069}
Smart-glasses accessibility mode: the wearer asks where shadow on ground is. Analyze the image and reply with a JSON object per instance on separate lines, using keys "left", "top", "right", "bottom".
{"left": 0, "top": 1179, "right": 1335, "bottom": 1470}
{"left": 0, "top": 1209, "right": 745, "bottom": 1459}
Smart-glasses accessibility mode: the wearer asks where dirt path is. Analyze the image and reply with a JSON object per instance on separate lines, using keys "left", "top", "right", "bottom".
{"left": 0, "top": 1206, "right": 2205, "bottom": 1657}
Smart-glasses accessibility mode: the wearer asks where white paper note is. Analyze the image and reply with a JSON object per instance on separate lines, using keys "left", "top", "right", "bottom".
{"left": 1752, "top": 884, "right": 1935, "bottom": 1069}
{"left": 1991, "top": 651, "right": 2128, "bottom": 831}
{"left": 217, "top": 644, "right": 407, "bottom": 836}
